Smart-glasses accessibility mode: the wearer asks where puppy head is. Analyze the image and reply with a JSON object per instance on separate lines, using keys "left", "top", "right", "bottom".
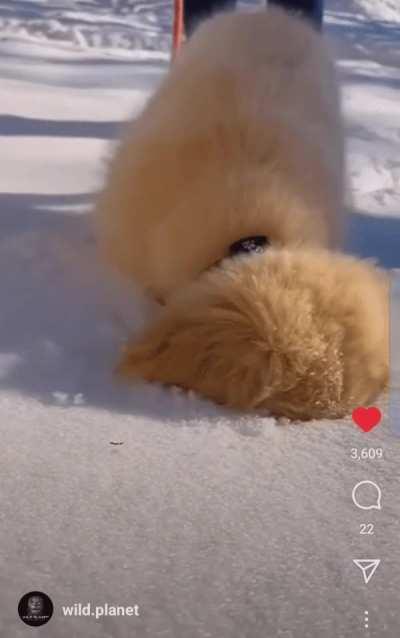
{"left": 117, "top": 248, "right": 389, "bottom": 420}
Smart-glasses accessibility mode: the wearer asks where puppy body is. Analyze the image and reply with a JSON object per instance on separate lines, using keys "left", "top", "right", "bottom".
{"left": 96, "top": 8, "right": 345, "bottom": 302}
{"left": 116, "top": 248, "right": 388, "bottom": 420}
{"left": 95, "top": 9, "right": 388, "bottom": 420}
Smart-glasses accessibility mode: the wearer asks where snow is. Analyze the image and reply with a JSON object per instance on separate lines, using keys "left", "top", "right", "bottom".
{"left": 0, "top": 1, "right": 399, "bottom": 637}
{"left": 0, "top": 0, "right": 173, "bottom": 56}
{"left": 355, "top": 0, "right": 400, "bottom": 23}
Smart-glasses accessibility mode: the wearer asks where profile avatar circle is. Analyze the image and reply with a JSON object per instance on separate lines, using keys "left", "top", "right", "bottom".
{"left": 18, "top": 591, "right": 53, "bottom": 626}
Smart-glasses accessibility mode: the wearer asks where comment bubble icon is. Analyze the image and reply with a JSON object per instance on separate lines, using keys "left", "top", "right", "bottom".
{"left": 352, "top": 480, "right": 382, "bottom": 511}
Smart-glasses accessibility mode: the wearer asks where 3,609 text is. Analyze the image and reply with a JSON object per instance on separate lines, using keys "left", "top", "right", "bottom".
{"left": 350, "top": 448, "right": 383, "bottom": 461}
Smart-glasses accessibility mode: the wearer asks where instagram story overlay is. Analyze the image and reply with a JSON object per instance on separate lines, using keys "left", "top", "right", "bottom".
{"left": 18, "top": 591, "right": 53, "bottom": 627}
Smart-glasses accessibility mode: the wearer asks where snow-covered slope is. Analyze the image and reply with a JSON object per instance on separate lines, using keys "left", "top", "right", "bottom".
{"left": 355, "top": 0, "right": 400, "bottom": 23}
{"left": 0, "top": 0, "right": 172, "bottom": 57}
{"left": 0, "top": 2, "right": 399, "bottom": 637}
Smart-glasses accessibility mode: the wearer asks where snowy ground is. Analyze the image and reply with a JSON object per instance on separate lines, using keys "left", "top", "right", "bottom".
{"left": 0, "top": 1, "right": 399, "bottom": 637}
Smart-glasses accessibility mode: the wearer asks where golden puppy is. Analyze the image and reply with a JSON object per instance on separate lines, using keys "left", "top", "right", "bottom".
{"left": 95, "top": 8, "right": 388, "bottom": 420}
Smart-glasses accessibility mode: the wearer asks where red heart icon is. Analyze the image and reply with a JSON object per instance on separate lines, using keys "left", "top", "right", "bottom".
{"left": 352, "top": 406, "right": 382, "bottom": 432}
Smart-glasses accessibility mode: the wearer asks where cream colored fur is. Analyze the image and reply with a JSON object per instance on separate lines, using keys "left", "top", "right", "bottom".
{"left": 95, "top": 8, "right": 389, "bottom": 420}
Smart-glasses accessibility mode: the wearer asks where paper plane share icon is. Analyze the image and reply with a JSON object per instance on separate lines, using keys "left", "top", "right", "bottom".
{"left": 353, "top": 559, "right": 381, "bottom": 584}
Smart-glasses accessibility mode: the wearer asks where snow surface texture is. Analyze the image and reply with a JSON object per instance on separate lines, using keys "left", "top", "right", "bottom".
{"left": 0, "top": 1, "right": 399, "bottom": 637}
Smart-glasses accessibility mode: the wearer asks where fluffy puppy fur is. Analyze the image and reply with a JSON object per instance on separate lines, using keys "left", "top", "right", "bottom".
{"left": 95, "top": 8, "right": 389, "bottom": 420}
